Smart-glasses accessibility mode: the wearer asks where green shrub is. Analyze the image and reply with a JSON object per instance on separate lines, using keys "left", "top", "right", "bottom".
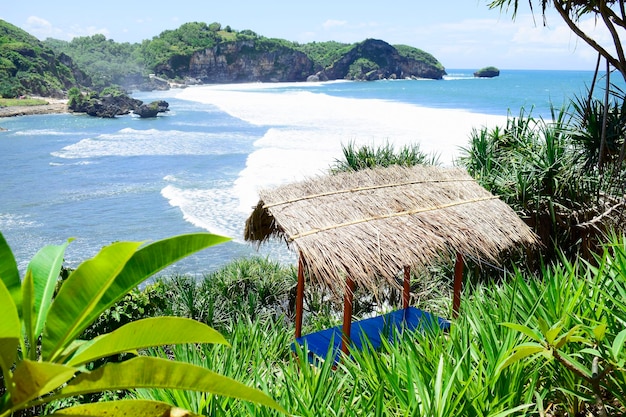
{"left": 458, "top": 105, "right": 626, "bottom": 263}
{"left": 331, "top": 140, "right": 439, "bottom": 173}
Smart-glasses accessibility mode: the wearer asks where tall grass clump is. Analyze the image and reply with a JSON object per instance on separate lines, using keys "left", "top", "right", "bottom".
{"left": 330, "top": 141, "right": 439, "bottom": 173}
{"left": 149, "top": 257, "right": 297, "bottom": 332}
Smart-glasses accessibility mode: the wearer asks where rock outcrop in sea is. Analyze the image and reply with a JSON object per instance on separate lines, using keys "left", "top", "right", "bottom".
{"left": 474, "top": 67, "right": 500, "bottom": 78}
{"left": 69, "top": 92, "right": 169, "bottom": 118}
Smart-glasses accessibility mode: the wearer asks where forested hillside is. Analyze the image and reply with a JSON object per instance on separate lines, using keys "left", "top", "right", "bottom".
{"left": 0, "top": 20, "right": 88, "bottom": 98}
{"left": 1, "top": 18, "right": 446, "bottom": 97}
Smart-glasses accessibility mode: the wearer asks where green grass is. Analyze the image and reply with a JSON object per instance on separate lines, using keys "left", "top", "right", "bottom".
{"left": 0, "top": 97, "right": 48, "bottom": 107}
{"left": 122, "top": 236, "right": 626, "bottom": 416}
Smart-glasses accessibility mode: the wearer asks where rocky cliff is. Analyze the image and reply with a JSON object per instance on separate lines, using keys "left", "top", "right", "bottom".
{"left": 181, "top": 40, "right": 315, "bottom": 83}
{"left": 322, "top": 39, "right": 446, "bottom": 81}
{"left": 0, "top": 20, "right": 90, "bottom": 98}
{"left": 159, "top": 38, "right": 444, "bottom": 84}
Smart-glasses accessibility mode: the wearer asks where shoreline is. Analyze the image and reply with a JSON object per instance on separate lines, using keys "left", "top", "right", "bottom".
{"left": 0, "top": 99, "right": 68, "bottom": 118}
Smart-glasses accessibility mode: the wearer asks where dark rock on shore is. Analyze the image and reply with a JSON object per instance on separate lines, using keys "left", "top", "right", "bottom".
{"left": 136, "top": 77, "right": 171, "bottom": 92}
{"left": 70, "top": 93, "right": 142, "bottom": 118}
{"left": 69, "top": 90, "right": 168, "bottom": 118}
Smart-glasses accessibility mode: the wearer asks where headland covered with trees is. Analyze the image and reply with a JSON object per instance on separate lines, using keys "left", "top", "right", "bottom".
{"left": 0, "top": 19, "right": 446, "bottom": 100}
{"left": 1, "top": 1, "right": 626, "bottom": 416}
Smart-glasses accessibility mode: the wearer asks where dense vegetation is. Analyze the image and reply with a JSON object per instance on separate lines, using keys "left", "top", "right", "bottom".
{"left": 294, "top": 41, "right": 351, "bottom": 69}
{"left": 0, "top": 20, "right": 87, "bottom": 98}
{"left": 0, "top": 17, "right": 447, "bottom": 97}
{"left": 394, "top": 44, "right": 445, "bottom": 70}
{"left": 44, "top": 35, "right": 142, "bottom": 90}
{"left": 458, "top": 90, "right": 626, "bottom": 264}
{"left": 40, "top": 21, "right": 445, "bottom": 91}
{"left": 14, "top": 236, "right": 622, "bottom": 417}
{"left": 0, "top": 232, "right": 285, "bottom": 417}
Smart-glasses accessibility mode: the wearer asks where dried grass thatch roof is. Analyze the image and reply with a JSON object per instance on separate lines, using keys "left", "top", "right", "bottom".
{"left": 245, "top": 165, "right": 538, "bottom": 295}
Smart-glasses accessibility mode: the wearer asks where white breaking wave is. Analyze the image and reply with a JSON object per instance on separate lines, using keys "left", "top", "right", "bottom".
{"left": 14, "top": 129, "right": 73, "bottom": 136}
{"left": 51, "top": 127, "right": 250, "bottom": 159}
{"left": 177, "top": 83, "right": 509, "bottom": 214}
{"left": 0, "top": 213, "right": 38, "bottom": 229}
{"left": 161, "top": 184, "right": 244, "bottom": 241}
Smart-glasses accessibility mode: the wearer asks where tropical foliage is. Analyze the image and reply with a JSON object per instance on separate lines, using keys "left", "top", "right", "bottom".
{"left": 330, "top": 141, "right": 439, "bottom": 173}
{"left": 0, "top": 20, "right": 84, "bottom": 98}
{"left": 295, "top": 41, "right": 352, "bottom": 68}
{"left": 394, "top": 44, "right": 445, "bottom": 70}
{"left": 45, "top": 35, "right": 142, "bottom": 90}
{"left": 121, "top": 235, "right": 626, "bottom": 417}
{"left": 489, "top": 0, "right": 626, "bottom": 82}
{"left": 0, "top": 232, "right": 285, "bottom": 417}
{"left": 458, "top": 95, "right": 626, "bottom": 263}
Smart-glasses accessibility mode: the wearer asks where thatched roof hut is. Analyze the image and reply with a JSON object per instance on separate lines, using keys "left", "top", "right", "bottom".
{"left": 245, "top": 165, "right": 537, "bottom": 296}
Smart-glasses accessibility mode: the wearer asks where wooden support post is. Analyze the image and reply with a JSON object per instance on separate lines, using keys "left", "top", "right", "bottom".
{"left": 295, "top": 255, "right": 305, "bottom": 339}
{"left": 340, "top": 276, "right": 355, "bottom": 356}
{"left": 452, "top": 252, "right": 464, "bottom": 318}
{"left": 403, "top": 265, "right": 411, "bottom": 310}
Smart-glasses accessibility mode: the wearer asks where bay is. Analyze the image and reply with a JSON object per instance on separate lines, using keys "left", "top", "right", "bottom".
{"left": 0, "top": 69, "right": 615, "bottom": 274}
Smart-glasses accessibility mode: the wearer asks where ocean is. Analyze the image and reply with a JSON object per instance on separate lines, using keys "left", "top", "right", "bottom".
{"left": 0, "top": 69, "right": 615, "bottom": 274}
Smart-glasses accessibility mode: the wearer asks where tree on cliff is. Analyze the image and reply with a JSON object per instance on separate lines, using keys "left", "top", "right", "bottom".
{"left": 488, "top": 0, "right": 626, "bottom": 82}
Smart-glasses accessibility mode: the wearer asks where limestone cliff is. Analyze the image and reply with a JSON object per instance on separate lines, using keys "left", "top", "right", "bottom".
{"left": 158, "top": 38, "right": 444, "bottom": 84}
{"left": 322, "top": 39, "right": 446, "bottom": 81}
{"left": 182, "top": 40, "right": 315, "bottom": 83}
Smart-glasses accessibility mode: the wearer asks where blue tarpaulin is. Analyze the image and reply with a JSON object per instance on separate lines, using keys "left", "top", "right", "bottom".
{"left": 292, "top": 306, "right": 450, "bottom": 364}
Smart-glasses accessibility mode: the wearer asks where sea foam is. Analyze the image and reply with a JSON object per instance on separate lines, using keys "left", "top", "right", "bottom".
{"left": 51, "top": 127, "right": 250, "bottom": 159}
{"left": 177, "top": 83, "right": 509, "bottom": 213}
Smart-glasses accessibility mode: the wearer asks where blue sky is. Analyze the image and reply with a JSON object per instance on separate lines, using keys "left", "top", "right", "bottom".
{"left": 1, "top": 0, "right": 614, "bottom": 70}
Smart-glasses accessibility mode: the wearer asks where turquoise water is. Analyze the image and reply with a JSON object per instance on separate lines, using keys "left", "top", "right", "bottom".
{"left": 0, "top": 69, "right": 617, "bottom": 273}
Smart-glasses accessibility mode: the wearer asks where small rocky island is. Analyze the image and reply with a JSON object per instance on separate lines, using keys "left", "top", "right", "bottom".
{"left": 474, "top": 66, "right": 500, "bottom": 78}
{"left": 67, "top": 87, "right": 169, "bottom": 118}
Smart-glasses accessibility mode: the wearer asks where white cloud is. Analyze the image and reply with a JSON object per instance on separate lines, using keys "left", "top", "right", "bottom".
{"left": 24, "top": 16, "right": 64, "bottom": 39}
{"left": 23, "top": 15, "right": 109, "bottom": 40}
{"left": 322, "top": 19, "right": 347, "bottom": 30}
{"left": 68, "top": 24, "right": 110, "bottom": 39}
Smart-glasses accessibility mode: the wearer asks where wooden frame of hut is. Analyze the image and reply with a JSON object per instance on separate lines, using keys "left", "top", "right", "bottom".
{"left": 245, "top": 165, "right": 537, "bottom": 361}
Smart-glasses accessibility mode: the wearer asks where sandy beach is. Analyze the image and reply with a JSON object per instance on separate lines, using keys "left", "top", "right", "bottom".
{"left": 0, "top": 99, "right": 68, "bottom": 118}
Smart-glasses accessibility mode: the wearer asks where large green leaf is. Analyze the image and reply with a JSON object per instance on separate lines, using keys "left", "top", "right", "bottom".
{"left": 11, "top": 360, "right": 76, "bottom": 410}
{"left": 21, "top": 269, "right": 36, "bottom": 360}
{"left": 500, "top": 322, "right": 543, "bottom": 342}
{"left": 0, "top": 232, "right": 21, "bottom": 312}
{"left": 0, "top": 279, "right": 20, "bottom": 379}
{"left": 67, "top": 317, "right": 228, "bottom": 366}
{"left": 27, "top": 240, "right": 71, "bottom": 339}
{"left": 495, "top": 342, "right": 545, "bottom": 374}
{"left": 47, "top": 399, "right": 202, "bottom": 417}
{"left": 81, "top": 233, "right": 230, "bottom": 330}
{"left": 612, "top": 328, "right": 626, "bottom": 360}
{"left": 55, "top": 356, "right": 286, "bottom": 414}
{"left": 41, "top": 241, "right": 142, "bottom": 362}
